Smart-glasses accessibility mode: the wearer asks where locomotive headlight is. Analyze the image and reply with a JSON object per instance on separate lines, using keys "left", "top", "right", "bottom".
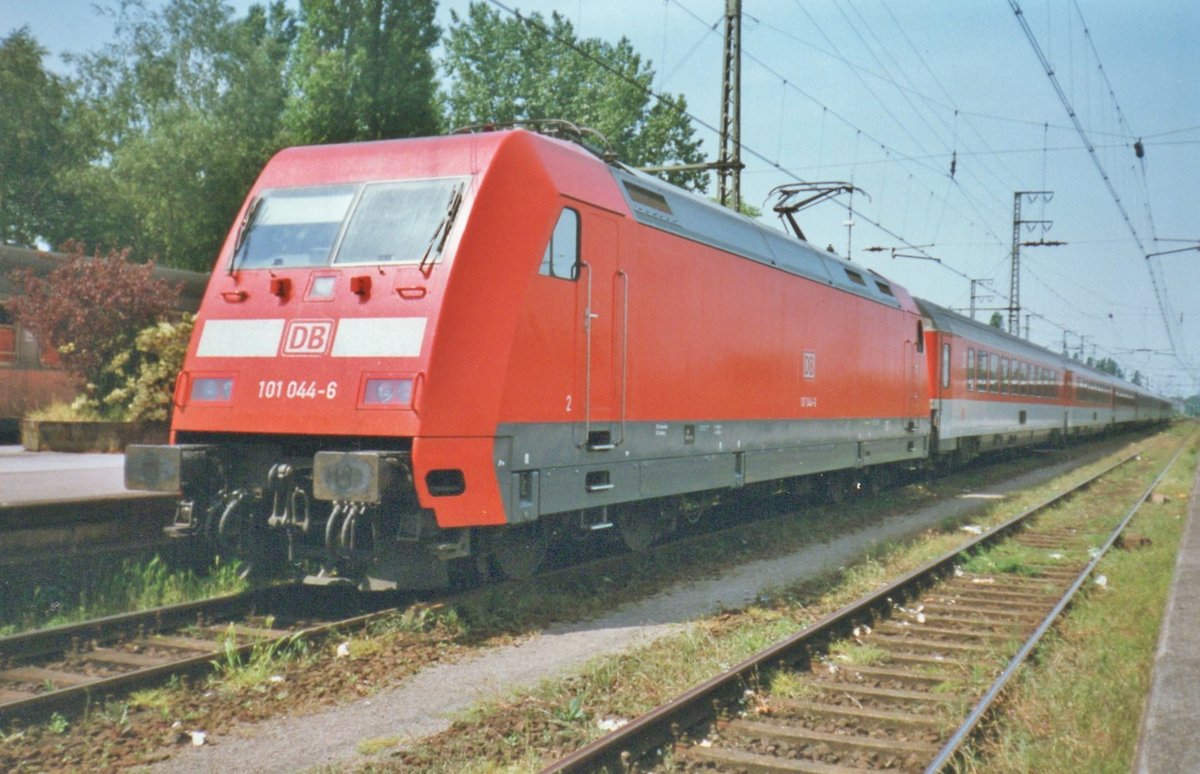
{"left": 190, "top": 377, "right": 235, "bottom": 403}
{"left": 362, "top": 378, "right": 413, "bottom": 406}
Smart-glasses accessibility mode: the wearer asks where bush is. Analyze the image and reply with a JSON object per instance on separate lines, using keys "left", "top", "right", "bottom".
{"left": 4, "top": 241, "right": 179, "bottom": 417}
{"left": 102, "top": 314, "right": 194, "bottom": 422}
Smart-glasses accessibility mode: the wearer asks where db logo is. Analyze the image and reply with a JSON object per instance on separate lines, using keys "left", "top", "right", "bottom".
{"left": 281, "top": 320, "right": 335, "bottom": 355}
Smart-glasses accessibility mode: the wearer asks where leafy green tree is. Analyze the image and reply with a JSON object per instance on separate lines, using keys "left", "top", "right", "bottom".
{"left": 988, "top": 312, "right": 1004, "bottom": 329}
{"left": 442, "top": 3, "right": 707, "bottom": 191}
{"left": 0, "top": 28, "right": 76, "bottom": 246}
{"left": 53, "top": 1, "right": 295, "bottom": 270}
{"left": 284, "top": 0, "right": 440, "bottom": 144}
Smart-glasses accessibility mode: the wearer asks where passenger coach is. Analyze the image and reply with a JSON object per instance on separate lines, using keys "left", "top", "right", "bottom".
{"left": 919, "top": 299, "right": 1171, "bottom": 465}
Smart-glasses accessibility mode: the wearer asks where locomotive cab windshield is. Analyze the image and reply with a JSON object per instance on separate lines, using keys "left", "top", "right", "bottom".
{"left": 231, "top": 176, "right": 468, "bottom": 270}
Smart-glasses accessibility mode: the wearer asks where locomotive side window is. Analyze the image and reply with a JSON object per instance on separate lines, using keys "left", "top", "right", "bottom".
{"left": 966, "top": 348, "right": 975, "bottom": 391}
{"left": 539, "top": 208, "right": 579, "bottom": 280}
{"left": 940, "top": 343, "right": 951, "bottom": 388}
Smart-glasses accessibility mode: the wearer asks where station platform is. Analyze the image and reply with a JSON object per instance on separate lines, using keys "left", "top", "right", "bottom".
{"left": 1134, "top": 459, "right": 1200, "bottom": 773}
{"left": 0, "top": 445, "right": 142, "bottom": 507}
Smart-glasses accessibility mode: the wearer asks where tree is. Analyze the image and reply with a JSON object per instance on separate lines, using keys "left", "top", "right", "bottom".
{"left": 51, "top": 1, "right": 296, "bottom": 270}
{"left": 1092, "top": 357, "right": 1123, "bottom": 378}
{"left": 5, "top": 243, "right": 179, "bottom": 415}
{"left": 284, "top": 0, "right": 440, "bottom": 144}
{"left": 443, "top": 3, "right": 707, "bottom": 191}
{"left": 988, "top": 312, "right": 1004, "bottom": 328}
{"left": 0, "top": 28, "right": 76, "bottom": 246}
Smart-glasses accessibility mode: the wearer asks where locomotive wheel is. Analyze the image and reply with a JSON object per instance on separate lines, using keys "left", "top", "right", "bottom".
{"left": 616, "top": 506, "right": 667, "bottom": 553}
{"left": 822, "top": 472, "right": 850, "bottom": 504}
{"left": 489, "top": 524, "right": 547, "bottom": 580}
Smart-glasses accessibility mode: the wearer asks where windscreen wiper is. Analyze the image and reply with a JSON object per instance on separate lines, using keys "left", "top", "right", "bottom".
{"left": 419, "top": 184, "right": 465, "bottom": 276}
{"left": 229, "top": 196, "right": 264, "bottom": 274}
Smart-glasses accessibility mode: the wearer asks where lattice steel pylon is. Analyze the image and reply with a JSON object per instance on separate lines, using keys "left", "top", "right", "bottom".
{"left": 1010, "top": 191, "right": 1055, "bottom": 336}
{"left": 717, "top": 0, "right": 742, "bottom": 211}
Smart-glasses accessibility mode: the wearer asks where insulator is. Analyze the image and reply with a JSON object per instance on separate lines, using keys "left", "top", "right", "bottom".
{"left": 1134, "top": 139, "right": 1145, "bottom": 158}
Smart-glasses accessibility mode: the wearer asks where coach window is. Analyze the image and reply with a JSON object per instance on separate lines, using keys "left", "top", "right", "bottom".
{"left": 1000, "top": 357, "right": 1010, "bottom": 394}
{"left": 990, "top": 354, "right": 1000, "bottom": 393}
{"left": 978, "top": 352, "right": 989, "bottom": 392}
{"left": 539, "top": 208, "right": 579, "bottom": 280}
{"left": 966, "top": 349, "right": 976, "bottom": 391}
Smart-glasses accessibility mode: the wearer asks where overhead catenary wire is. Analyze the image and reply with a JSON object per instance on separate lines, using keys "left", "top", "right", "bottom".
{"left": 1008, "top": 0, "right": 1196, "bottom": 387}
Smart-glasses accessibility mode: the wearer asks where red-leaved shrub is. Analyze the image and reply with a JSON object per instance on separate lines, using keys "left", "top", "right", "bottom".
{"left": 5, "top": 241, "right": 179, "bottom": 416}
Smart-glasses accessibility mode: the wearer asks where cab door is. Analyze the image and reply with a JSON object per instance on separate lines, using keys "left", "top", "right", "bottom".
{"left": 574, "top": 210, "right": 624, "bottom": 450}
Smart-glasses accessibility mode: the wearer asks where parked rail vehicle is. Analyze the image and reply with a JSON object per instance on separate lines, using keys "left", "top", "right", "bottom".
{"left": 123, "top": 127, "right": 1172, "bottom": 590}
{"left": 918, "top": 299, "right": 1170, "bottom": 465}
{"left": 0, "top": 245, "right": 207, "bottom": 438}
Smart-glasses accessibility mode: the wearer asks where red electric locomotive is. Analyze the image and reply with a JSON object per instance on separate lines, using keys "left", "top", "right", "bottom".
{"left": 125, "top": 127, "right": 933, "bottom": 589}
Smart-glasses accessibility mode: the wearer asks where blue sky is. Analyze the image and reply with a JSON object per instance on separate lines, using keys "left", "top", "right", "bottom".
{"left": 4, "top": 0, "right": 1199, "bottom": 395}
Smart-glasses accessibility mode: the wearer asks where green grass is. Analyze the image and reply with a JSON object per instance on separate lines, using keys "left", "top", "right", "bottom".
{"left": 24, "top": 401, "right": 101, "bottom": 422}
{"left": 0, "top": 555, "right": 248, "bottom": 636}
{"left": 960, "top": 543, "right": 1047, "bottom": 576}
{"left": 958, "top": 435, "right": 1196, "bottom": 772}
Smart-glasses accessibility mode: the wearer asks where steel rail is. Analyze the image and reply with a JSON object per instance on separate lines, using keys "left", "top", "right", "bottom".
{"left": 925, "top": 433, "right": 1194, "bottom": 772}
{"left": 0, "top": 588, "right": 284, "bottom": 663}
{"left": 0, "top": 596, "right": 398, "bottom": 722}
{"left": 541, "top": 447, "right": 1146, "bottom": 773}
{"left": 0, "top": 587, "right": 294, "bottom": 721}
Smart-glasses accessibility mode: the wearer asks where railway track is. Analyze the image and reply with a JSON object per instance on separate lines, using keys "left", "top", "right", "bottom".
{"left": 0, "top": 434, "right": 1159, "bottom": 732}
{"left": 0, "top": 584, "right": 401, "bottom": 724}
{"left": 544, "top": 438, "right": 1191, "bottom": 773}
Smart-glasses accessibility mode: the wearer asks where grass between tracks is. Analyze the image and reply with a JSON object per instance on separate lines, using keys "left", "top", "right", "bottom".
{"left": 0, "top": 427, "right": 1186, "bottom": 771}
{"left": 0, "top": 555, "right": 248, "bottom": 637}
{"left": 956, "top": 430, "right": 1197, "bottom": 773}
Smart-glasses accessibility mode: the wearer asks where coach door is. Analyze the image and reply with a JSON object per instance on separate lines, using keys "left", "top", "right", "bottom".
{"left": 574, "top": 210, "right": 626, "bottom": 450}
{"left": 906, "top": 321, "right": 924, "bottom": 427}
